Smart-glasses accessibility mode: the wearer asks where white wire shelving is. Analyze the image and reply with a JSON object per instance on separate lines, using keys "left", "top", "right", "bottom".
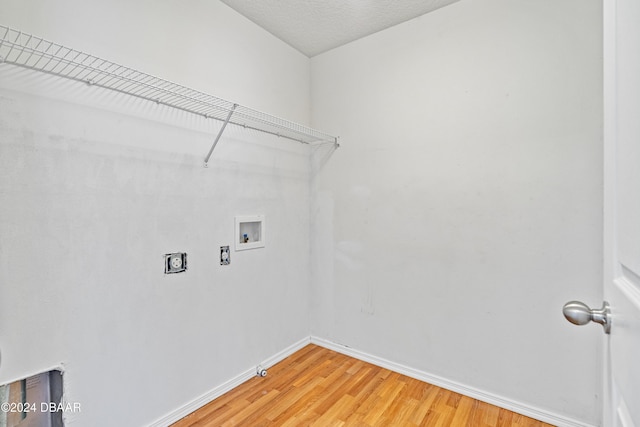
{"left": 0, "top": 25, "right": 339, "bottom": 166}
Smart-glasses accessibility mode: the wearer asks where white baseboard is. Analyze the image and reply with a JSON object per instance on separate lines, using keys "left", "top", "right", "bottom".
{"left": 148, "top": 335, "right": 595, "bottom": 427}
{"left": 147, "top": 336, "right": 311, "bottom": 427}
{"left": 310, "top": 336, "right": 596, "bottom": 427}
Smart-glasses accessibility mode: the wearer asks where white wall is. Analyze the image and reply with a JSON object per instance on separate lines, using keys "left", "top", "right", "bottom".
{"left": 0, "top": 1, "right": 311, "bottom": 426}
{"left": 310, "top": 0, "right": 603, "bottom": 425}
{"left": 0, "top": 0, "right": 606, "bottom": 425}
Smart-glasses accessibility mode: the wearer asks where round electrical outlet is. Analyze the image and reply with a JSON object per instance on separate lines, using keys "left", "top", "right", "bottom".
{"left": 170, "top": 256, "right": 183, "bottom": 269}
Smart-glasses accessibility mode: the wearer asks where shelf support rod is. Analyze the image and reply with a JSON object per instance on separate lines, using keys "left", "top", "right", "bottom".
{"left": 204, "top": 103, "right": 237, "bottom": 167}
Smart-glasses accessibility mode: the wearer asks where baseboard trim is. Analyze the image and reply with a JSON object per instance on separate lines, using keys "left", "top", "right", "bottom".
{"left": 149, "top": 335, "right": 596, "bottom": 427}
{"left": 147, "top": 336, "right": 311, "bottom": 427}
{"left": 310, "top": 336, "right": 596, "bottom": 427}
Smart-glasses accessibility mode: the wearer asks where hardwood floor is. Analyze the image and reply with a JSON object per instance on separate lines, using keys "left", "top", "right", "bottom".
{"left": 171, "top": 344, "right": 554, "bottom": 427}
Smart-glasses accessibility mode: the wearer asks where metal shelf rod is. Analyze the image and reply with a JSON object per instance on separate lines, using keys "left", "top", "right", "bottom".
{"left": 204, "top": 104, "right": 237, "bottom": 167}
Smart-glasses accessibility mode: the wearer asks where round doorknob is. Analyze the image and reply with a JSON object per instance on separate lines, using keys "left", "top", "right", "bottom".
{"left": 562, "top": 300, "right": 611, "bottom": 334}
{"left": 563, "top": 301, "right": 593, "bottom": 325}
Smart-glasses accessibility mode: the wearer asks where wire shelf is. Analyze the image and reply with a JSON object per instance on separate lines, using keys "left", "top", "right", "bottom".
{"left": 0, "top": 24, "right": 338, "bottom": 161}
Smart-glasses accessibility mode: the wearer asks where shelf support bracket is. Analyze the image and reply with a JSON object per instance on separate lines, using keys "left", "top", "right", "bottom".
{"left": 204, "top": 103, "right": 237, "bottom": 167}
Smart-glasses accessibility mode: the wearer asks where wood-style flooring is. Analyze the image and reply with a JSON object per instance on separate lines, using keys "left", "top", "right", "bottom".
{"left": 171, "top": 344, "right": 554, "bottom": 427}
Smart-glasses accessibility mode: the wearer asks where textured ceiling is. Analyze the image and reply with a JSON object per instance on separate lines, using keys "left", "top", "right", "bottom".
{"left": 219, "top": 0, "right": 461, "bottom": 57}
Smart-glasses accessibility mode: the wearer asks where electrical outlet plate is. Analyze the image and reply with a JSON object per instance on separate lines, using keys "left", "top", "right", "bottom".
{"left": 220, "top": 246, "right": 230, "bottom": 265}
{"left": 165, "top": 252, "right": 187, "bottom": 274}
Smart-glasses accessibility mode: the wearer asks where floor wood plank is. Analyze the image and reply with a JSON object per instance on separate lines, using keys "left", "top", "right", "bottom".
{"left": 171, "top": 344, "right": 555, "bottom": 427}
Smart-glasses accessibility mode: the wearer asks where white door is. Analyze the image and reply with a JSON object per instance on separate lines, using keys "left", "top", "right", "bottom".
{"left": 603, "top": 0, "right": 640, "bottom": 426}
